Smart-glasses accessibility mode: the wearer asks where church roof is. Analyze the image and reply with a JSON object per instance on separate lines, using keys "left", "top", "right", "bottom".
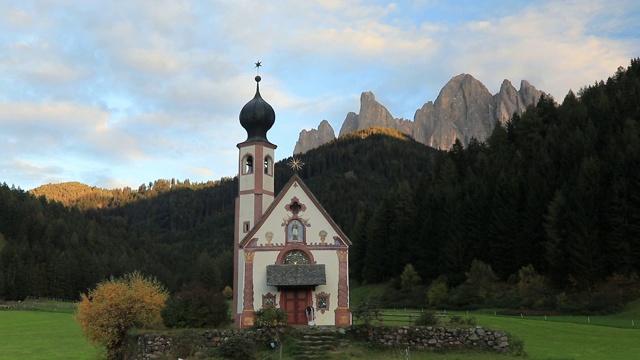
{"left": 239, "top": 75, "right": 275, "bottom": 143}
{"left": 266, "top": 264, "right": 326, "bottom": 286}
{"left": 240, "top": 173, "right": 352, "bottom": 247}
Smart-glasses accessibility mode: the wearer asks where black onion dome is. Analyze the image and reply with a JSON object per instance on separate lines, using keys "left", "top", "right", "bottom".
{"left": 239, "top": 75, "right": 275, "bottom": 142}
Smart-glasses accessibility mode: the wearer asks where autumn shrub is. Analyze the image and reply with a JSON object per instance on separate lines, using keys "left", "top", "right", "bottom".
{"left": 161, "top": 284, "right": 230, "bottom": 328}
{"left": 222, "top": 285, "right": 233, "bottom": 299}
{"left": 75, "top": 271, "right": 168, "bottom": 360}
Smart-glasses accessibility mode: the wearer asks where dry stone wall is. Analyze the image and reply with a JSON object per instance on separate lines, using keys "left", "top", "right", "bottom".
{"left": 348, "top": 325, "right": 512, "bottom": 352}
{"left": 127, "top": 325, "right": 514, "bottom": 359}
{"left": 127, "top": 328, "right": 275, "bottom": 360}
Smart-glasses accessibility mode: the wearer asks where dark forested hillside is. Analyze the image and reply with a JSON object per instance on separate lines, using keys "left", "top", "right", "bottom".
{"left": 348, "top": 59, "right": 640, "bottom": 292}
{"left": 1, "top": 59, "right": 639, "bottom": 306}
{"left": 0, "top": 179, "right": 238, "bottom": 300}
{"left": 0, "top": 127, "right": 439, "bottom": 300}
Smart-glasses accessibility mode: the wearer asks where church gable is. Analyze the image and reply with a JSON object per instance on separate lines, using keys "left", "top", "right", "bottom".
{"left": 240, "top": 174, "right": 350, "bottom": 249}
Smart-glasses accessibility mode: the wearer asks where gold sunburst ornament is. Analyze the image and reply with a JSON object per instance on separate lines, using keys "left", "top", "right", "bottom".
{"left": 288, "top": 157, "right": 304, "bottom": 172}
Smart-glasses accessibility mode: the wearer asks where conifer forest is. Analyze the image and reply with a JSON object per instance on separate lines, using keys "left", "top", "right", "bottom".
{"left": 1, "top": 59, "right": 639, "bottom": 312}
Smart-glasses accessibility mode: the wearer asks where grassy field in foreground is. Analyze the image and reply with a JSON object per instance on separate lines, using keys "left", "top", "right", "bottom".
{"left": 2, "top": 297, "right": 640, "bottom": 360}
{"left": 474, "top": 313, "right": 639, "bottom": 360}
{"left": 0, "top": 310, "right": 103, "bottom": 360}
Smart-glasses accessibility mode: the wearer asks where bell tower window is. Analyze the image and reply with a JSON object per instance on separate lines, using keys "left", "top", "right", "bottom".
{"left": 264, "top": 156, "right": 273, "bottom": 175}
{"left": 244, "top": 155, "right": 254, "bottom": 174}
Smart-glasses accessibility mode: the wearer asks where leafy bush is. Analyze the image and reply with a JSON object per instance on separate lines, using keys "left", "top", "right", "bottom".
{"left": 427, "top": 277, "right": 449, "bottom": 307}
{"left": 161, "top": 284, "right": 230, "bottom": 328}
{"left": 350, "top": 301, "right": 382, "bottom": 325}
{"left": 447, "top": 283, "right": 478, "bottom": 308}
{"left": 75, "top": 271, "right": 168, "bottom": 360}
{"left": 222, "top": 285, "right": 233, "bottom": 299}
{"left": 414, "top": 311, "right": 438, "bottom": 326}
{"left": 253, "top": 307, "right": 288, "bottom": 328}
{"left": 506, "top": 332, "right": 527, "bottom": 356}
{"left": 517, "top": 264, "right": 550, "bottom": 309}
{"left": 217, "top": 336, "right": 256, "bottom": 360}
{"left": 449, "top": 315, "right": 464, "bottom": 324}
{"left": 449, "top": 314, "right": 476, "bottom": 327}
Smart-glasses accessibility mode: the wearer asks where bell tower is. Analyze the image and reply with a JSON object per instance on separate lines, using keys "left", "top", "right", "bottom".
{"left": 234, "top": 69, "right": 276, "bottom": 327}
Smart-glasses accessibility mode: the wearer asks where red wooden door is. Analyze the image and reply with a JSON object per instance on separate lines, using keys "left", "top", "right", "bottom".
{"left": 282, "top": 289, "right": 309, "bottom": 325}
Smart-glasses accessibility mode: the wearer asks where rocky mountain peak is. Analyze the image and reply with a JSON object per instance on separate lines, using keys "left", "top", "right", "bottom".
{"left": 494, "top": 78, "right": 545, "bottom": 124}
{"left": 293, "top": 119, "right": 336, "bottom": 155}
{"left": 294, "top": 74, "right": 546, "bottom": 154}
{"left": 338, "top": 91, "right": 400, "bottom": 137}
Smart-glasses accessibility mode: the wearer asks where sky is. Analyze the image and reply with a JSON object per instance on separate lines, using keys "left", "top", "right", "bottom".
{"left": 1, "top": 0, "right": 639, "bottom": 190}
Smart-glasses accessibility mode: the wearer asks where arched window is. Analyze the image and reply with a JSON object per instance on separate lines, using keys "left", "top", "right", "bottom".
{"left": 282, "top": 250, "right": 310, "bottom": 265}
{"left": 264, "top": 155, "right": 273, "bottom": 175}
{"left": 243, "top": 155, "right": 253, "bottom": 174}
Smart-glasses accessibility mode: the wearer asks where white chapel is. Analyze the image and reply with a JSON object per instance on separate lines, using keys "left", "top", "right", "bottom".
{"left": 232, "top": 72, "right": 351, "bottom": 328}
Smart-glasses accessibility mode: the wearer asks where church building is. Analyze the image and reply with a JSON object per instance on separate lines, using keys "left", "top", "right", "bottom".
{"left": 233, "top": 72, "right": 351, "bottom": 328}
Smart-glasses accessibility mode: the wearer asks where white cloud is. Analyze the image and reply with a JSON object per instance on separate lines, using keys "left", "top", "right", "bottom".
{"left": 0, "top": 0, "right": 638, "bottom": 189}
{"left": 439, "top": 1, "right": 636, "bottom": 99}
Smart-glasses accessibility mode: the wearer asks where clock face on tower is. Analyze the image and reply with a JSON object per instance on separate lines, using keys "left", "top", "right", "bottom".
{"left": 282, "top": 250, "right": 310, "bottom": 265}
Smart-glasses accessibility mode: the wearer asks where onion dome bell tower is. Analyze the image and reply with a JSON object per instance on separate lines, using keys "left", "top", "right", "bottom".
{"left": 239, "top": 75, "right": 276, "bottom": 143}
{"left": 236, "top": 72, "right": 277, "bottom": 238}
{"left": 234, "top": 67, "right": 278, "bottom": 328}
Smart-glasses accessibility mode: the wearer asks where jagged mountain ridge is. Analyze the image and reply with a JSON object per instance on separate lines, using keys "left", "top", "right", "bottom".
{"left": 294, "top": 73, "right": 545, "bottom": 154}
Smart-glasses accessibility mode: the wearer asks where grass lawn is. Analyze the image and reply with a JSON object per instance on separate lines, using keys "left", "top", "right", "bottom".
{"left": 257, "top": 344, "right": 511, "bottom": 360}
{"left": 349, "top": 281, "right": 390, "bottom": 305}
{"left": 3, "top": 294, "right": 639, "bottom": 360}
{"left": 0, "top": 310, "right": 103, "bottom": 360}
{"left": 474, "top": 313, "right": 639, "bottom": 360}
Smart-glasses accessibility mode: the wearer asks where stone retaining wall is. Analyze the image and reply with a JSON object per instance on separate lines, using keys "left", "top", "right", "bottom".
{"left": 347, "top": 325, "right": 512, "bottom": 353}
{"left": 127, "top": 325, "right": 513, "bottom": 359}
{"left": 127, "top": 328, "right": 275, "bottom": 359}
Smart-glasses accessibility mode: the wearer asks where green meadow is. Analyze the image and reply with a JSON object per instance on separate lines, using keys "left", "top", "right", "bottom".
{"left": 0, "top": 310, "right": 102, "bottom": 360}
{"left": 1, "top": 298, "right": 639, "bottom": 359}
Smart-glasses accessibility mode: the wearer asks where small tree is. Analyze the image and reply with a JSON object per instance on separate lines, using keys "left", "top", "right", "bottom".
{"left": 427, "top": 277, "right": 449, "bottom": 307}
{"left": 517, "top": 264, "right": 548, "bottom": 308}
{"left": 465, "top": 259, "right": 499, "bottom": 300}
{"left": 400, "top": 263, "right": 422, "bottom": 292}
{"left": 75, "top": 271, "right": 168, "bottom": 360}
